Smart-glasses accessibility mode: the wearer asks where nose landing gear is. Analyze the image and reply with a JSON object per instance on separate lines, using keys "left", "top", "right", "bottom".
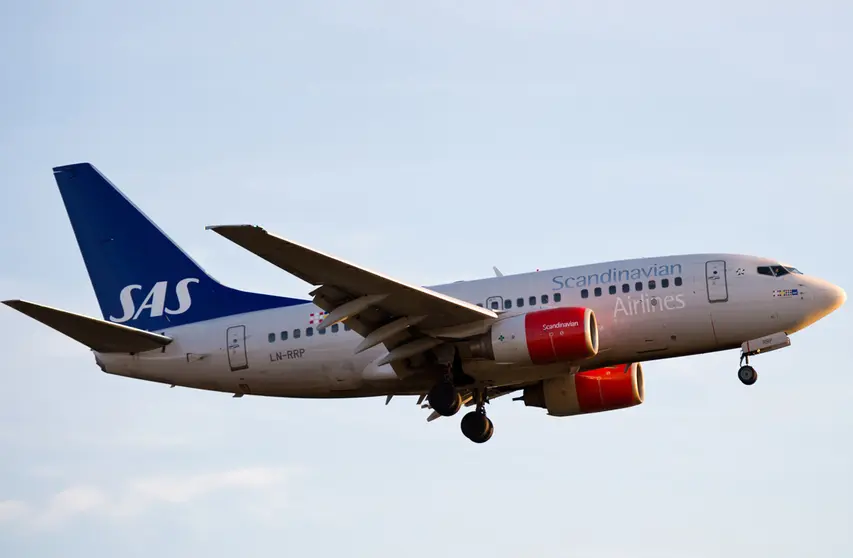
{"left": 736, "top": 332, "right": 792, "bottom": 386}
{"left": 738, "top": 358, "right": 758, "bottom": 386}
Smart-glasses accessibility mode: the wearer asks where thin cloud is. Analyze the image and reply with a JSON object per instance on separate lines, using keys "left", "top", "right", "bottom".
{"left": 0, "top": 500, "right": 28, "bottom": 523}
{"left": 0, "top": 466, "right": 298, "bottom": 530}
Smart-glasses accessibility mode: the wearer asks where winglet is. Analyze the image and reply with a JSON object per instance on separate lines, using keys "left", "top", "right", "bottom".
{"left": 3, "top": 300, "right": 172, "bottom": 353}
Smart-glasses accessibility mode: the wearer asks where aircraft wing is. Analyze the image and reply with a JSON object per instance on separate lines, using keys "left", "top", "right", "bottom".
{"left": 208, "top": 225, "right": 497, "bottom": 364}
{"left": 3, "top": 300, "right": 172, "bottom": 353}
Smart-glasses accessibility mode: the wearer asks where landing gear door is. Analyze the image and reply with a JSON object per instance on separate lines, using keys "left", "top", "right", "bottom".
{"left": 227, "top": 325, "right": 249, "bottom": 371}
{"left": 706, "top": 260, "right": 729, "bottom": 303}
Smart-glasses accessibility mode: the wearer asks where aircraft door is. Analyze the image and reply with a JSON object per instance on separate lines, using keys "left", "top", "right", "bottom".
{"left": 705, "top": 260, "right": 729, "bottom": 303}
{"left": 485, "top": 296, "right": 504, "bottom": 311}
{"left": 226, "top": 325, "right": 249, "bottom": 371}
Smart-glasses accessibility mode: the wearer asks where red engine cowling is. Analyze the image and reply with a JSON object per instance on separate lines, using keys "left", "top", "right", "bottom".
{"left": 469, "top": 307, "right": 598, "bottom": 365}
{"left": 520, "top": 362, "right": 645, "bottom": 416}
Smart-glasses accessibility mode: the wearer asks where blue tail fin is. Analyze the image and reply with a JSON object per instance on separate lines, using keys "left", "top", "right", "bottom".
{"left": 53, "top": 163, "right": 309, "bottom": 331}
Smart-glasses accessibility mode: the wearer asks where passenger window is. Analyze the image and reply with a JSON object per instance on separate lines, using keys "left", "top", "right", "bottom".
{"left": 268, "top": 333, "right": 275, "bottom": 343}
{"left": 294, "top": 329, "right": 301, "bottom": 338}
{"left": 344, "top": 324, "right": 351, "bottom": 331}
{"left": 280, "top": 331, "right": 288, "bottom": 341}
{"left": 581, "top": 289, "right": 589, "bottom": 299}
{"left": 609, "top": 285, "right": 616, "bottom": 295}
{"left": 649, "top": 280, "right": 656, "bottom": 290}
{"left": 331, "top": 324, "right": 339, "bottom": 333}
{"left": 662, "top": 278, "right": 669, "bottom": 288}
{"left": 504, "top": 299, "right": 512, "bottom": 309}
{"left": 319, "top": 327, "right": 326, "bottom": 335}
{"left": 541, "top": 294, "right": 549, "bottom": 304}
{"left": 306, "top": 327, "right": 313, "bottom": 337}
{"left": 477, "top": 303, "right": 484, "bottom": 307}
{"left": 516, "top": 297, "right": 524, "bottom": 307}
{"left": 594, "top": 287, "right": 602, "bottom": 297}
{"left": 529, "top": 296, "right": 536, "bottom": 306}
{"left": 490, "top": 300, "right": 499, "bottom": 310}
{"left": 554, "top": 293, "right": 561, "bottom": 302}
{"left": 635, "top": 282, "right": 643, "bottom": 291}
{"left": 622, "top": 284, "right": 630, "bottom": 293}
{"left": 674, "top": 277, "right": 683, "bottom": 286}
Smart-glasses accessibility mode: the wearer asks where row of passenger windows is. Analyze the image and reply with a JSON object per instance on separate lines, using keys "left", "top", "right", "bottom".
{"left": 476, "top": 292, "right": 564, "bottom": 310}
{"left": 475, "top": 277, "right": 684, "bottom": 310}
{"left": 267, "top": 276, "right": 687, "bottom": 338}
{"left": 581, "top": 276, "right": 683, "bottom": 298}
{"left": 268, "top": 322, "right": 351, "bottom": 343}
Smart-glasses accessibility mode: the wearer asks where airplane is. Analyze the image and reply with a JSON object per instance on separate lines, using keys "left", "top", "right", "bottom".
{"left": 3, "top": 163, "right": 847, "bottom": 443}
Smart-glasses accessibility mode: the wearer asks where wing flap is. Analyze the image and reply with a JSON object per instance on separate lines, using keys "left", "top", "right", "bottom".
{"left": 3, "top": 300, "right": 173, "bottom": 353}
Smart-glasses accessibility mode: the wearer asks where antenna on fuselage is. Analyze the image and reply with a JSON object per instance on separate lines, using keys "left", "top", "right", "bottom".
{"left": 493, "top": 266, "right": 503, "bottom": 277}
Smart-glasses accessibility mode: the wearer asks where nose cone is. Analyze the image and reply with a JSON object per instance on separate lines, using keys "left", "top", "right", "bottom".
{"left": 832, "top": 284, "right": 846, "bottom": 310}
{"left": 817, "top": 282, "right": 846, "bottom": 316}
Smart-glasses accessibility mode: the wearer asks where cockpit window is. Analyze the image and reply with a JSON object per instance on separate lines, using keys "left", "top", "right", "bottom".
{"left": 758, "top": 265, "right": 803, "bottom": 277}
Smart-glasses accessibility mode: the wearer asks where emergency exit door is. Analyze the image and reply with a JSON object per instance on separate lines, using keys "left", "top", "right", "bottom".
{"left": 485, "top": 296, "right": 504, "bottom": 311}
{"left": 226, "top": 325, "right": 249, "bottom": 371}
{"left": 705, "top": 260, "right": 729, "bottom": 303}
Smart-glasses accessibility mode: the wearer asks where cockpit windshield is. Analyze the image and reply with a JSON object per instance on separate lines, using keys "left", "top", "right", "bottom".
{"left": 757, "top": 265, "right": 802, "bottom": 277}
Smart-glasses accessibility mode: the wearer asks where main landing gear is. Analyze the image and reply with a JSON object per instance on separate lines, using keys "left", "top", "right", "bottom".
{"left": 460, "top": 388, "right": 493, "bottom": 444}
{"left": 738, "top": 353, "right": 758, "bottom": 386}
{"left": 426, "top": 380, "right": 462, "bottom": 416}
{"left": 426, "top": 358, "right": 464, "bottom": 416}
{"left": 426, "top": 372, "right": 494, "bottom": 443}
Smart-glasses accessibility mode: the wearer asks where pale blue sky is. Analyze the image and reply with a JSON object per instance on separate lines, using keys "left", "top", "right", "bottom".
{"left": 1, "top": 1, "right": 851, "bottom": 556}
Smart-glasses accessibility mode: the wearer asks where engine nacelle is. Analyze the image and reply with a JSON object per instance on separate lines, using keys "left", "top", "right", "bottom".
{"left": 469, "top": 307, "right": 598, "bottom": 365}
{"left": 520, "top": 362, "right": 645, "bottom": 417}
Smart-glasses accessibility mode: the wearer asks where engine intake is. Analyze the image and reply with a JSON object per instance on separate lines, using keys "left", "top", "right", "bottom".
{"left": 469, "top": 307, "right": 598, "bottom": 365}
{"left": 521, "top": 362, "right": 645, "bottom": 416}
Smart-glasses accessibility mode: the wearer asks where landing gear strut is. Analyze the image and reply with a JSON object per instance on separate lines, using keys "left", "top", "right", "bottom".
{"left": 738, "top": 353, "right": 758, "bottom": 386}
{"left": 460, "top": 388, "right": 494, "bottom": 443}
{"left": 427, "top": 364, "right": 462, "bottom": 417}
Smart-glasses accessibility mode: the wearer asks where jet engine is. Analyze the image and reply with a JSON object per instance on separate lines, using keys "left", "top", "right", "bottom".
{"left": 468, "top": 307, "right": 598, "bottom": 365}
{"left": 519, "top": 362, "right": 645, "bottom": 416}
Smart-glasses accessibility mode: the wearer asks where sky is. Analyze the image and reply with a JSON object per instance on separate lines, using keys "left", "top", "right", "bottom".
{"left": 0, "top": 1, "right": 851, "bottom": 556}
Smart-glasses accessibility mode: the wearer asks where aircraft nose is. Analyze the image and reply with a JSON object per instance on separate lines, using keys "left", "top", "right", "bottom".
{"left": 817, "top": 282, "right": 846, "bottom": 315}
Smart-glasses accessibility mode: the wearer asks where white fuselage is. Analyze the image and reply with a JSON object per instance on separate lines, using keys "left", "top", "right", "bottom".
{"left": 95, "top": 253, "right": 841, "bottom": 398}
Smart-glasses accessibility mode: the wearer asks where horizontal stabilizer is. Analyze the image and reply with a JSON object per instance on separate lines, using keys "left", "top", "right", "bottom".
{"left": 2, "top": 300, "right": 172, "bottom": 353}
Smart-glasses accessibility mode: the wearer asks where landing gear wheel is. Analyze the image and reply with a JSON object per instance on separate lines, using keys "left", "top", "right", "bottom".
{"left": 427, "top": 382, "right": 462, "bottom": 416}
{"left": 461, "top": 411, "right": 494, "bottom": 443}
{"left": 738, "top": 365, "right": 758, "bottom": 386}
